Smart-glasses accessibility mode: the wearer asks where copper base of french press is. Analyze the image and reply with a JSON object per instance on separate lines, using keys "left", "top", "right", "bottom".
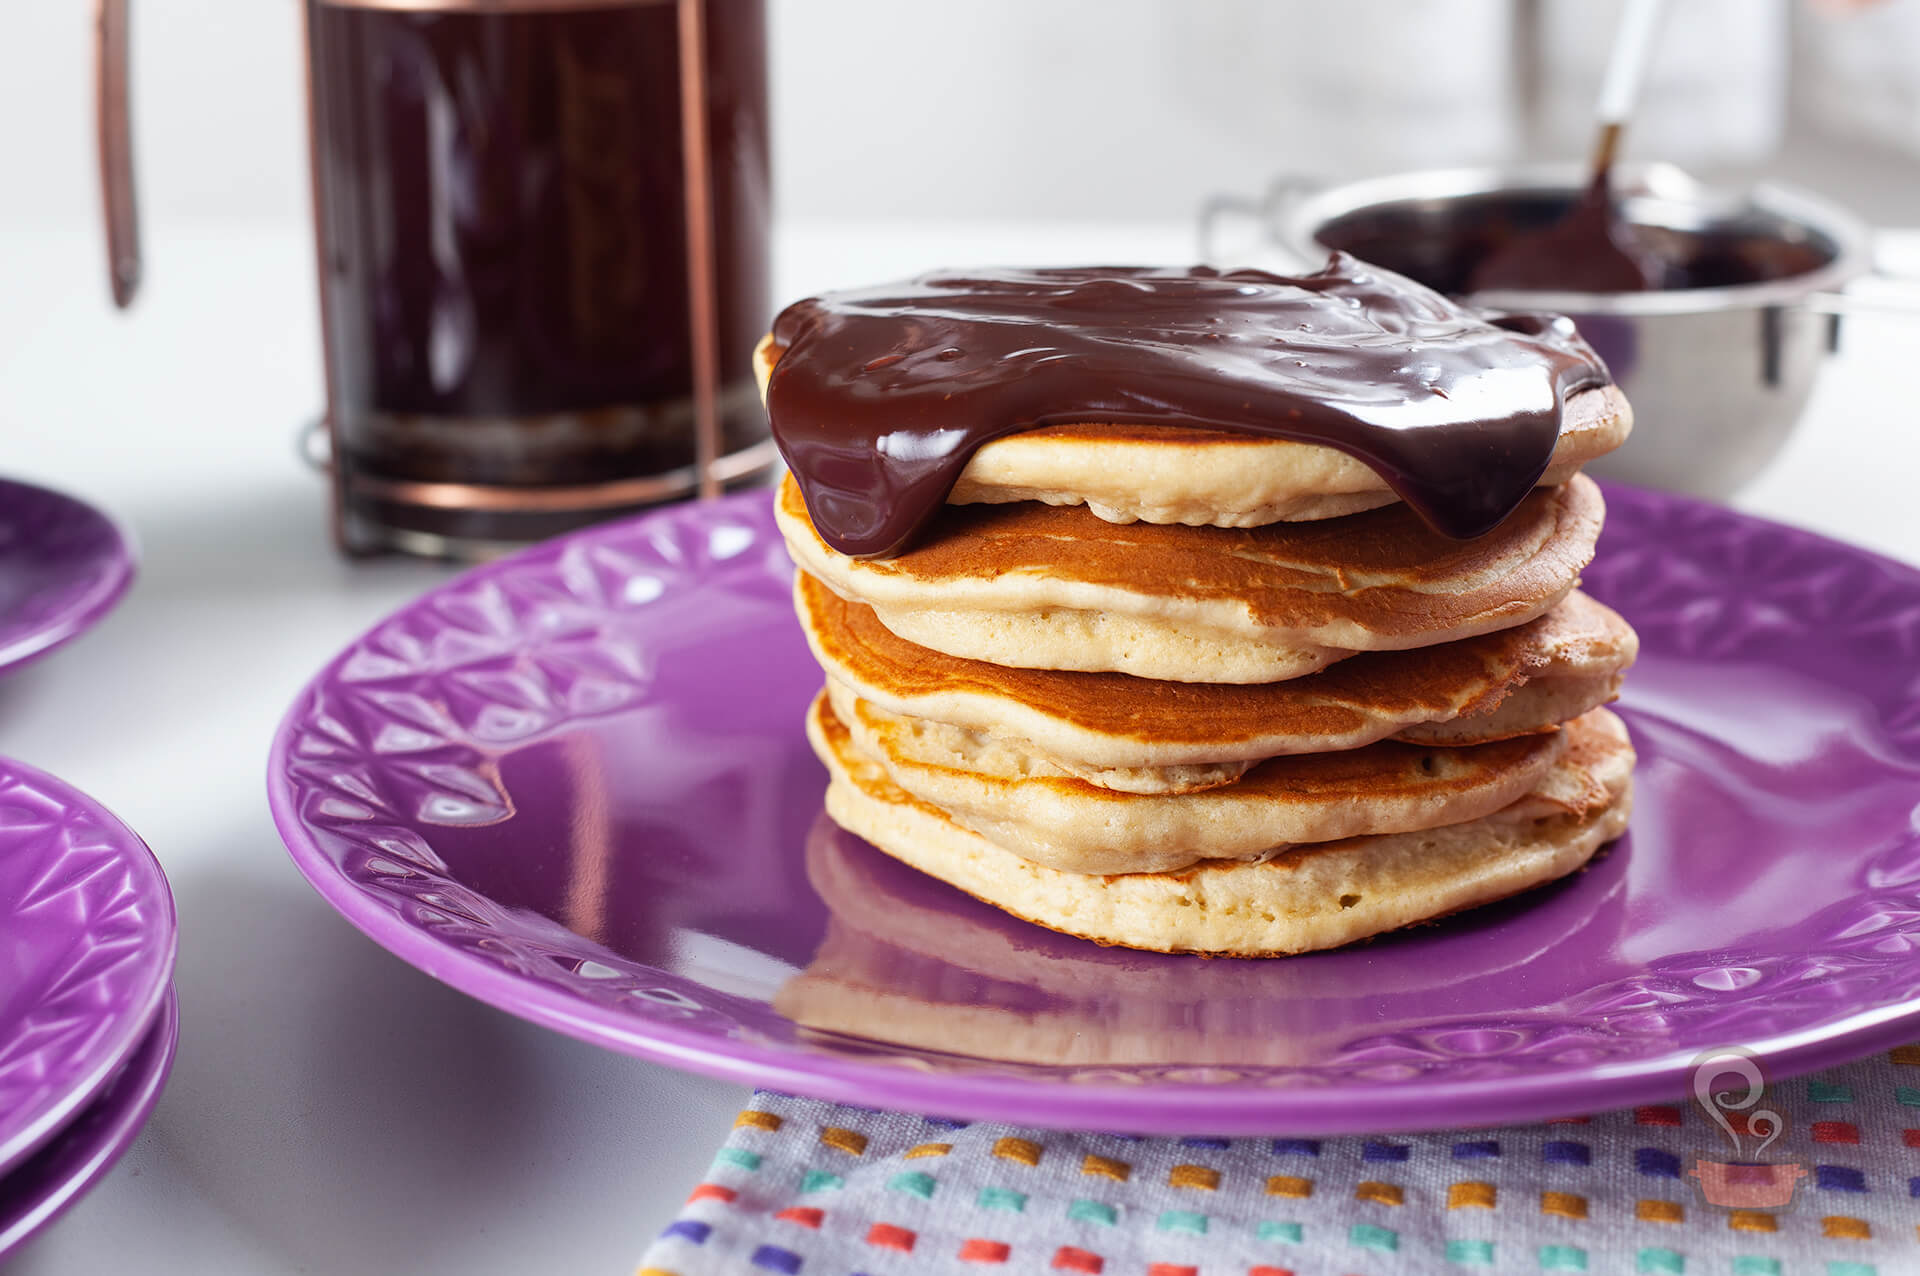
{"left": 331, "top": 435, "right": 781, "bottom": 561}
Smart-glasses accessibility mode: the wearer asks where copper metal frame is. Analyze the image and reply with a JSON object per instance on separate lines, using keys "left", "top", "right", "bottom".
{"left": 93, "top": 0, "right": 140, "bottom": 308}
{"left": 342, "top": 438, "right": 778, "bottom": 511}
{"left": 322, "top": 0, "right": 664, "bottom": 9}
{"left": 301, "top": 0, "right": 738, "bottom": 553}
{"left": 677, "top": 0, "right": 723, "bottom": 501}
{"left": 298, "top": 4, "right": 347, "bottom": 551}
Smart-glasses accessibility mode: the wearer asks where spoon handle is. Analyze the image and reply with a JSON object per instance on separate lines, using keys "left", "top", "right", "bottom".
{"left": 1596, "top": 0, "right": 1670, "bottom": 128}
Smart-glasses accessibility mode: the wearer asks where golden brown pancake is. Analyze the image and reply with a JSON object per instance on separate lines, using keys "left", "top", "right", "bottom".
{"left": 809, "top": 694, "right": 1634, "bottom": 956}
{"left": 756, "top": 334, "right": 1631, "bottom": 528}
{"left": 799, "top": 571, "right": 1635, "bottom": 792}
{"left": 818, "top": 687, "right": 1575, "bottom": 875}
{"left": 778, "top": 472, "right": 1606, "bottom": 683}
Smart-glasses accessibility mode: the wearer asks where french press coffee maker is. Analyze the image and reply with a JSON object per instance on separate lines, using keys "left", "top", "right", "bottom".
{"left": 97, "top": 0, "right": 773, "bottom": 557}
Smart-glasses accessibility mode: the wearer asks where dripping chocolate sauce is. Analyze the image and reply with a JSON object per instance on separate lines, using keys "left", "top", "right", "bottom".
{"left": 767, "top": 254, "right": 1610, "bottom": 559}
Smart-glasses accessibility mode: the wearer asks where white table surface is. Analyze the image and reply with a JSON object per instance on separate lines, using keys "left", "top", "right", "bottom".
{"left": 0, "top": 218, "right": 1915, "bottom": 1274}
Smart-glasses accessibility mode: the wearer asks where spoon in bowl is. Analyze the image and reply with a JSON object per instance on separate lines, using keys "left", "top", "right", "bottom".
{"left": 1469, "top": 0, "right": 1670, "bottom": 294}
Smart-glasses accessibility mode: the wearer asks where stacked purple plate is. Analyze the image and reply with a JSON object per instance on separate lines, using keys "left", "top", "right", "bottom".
{"left": 0, "top": 479, "right": 169, "bottom": 1256}
{"left": 0, "top": 478, "right": 136, "bottom": 678}
{"left": 0, "top": 758, "right": 177, "bottom": 1260}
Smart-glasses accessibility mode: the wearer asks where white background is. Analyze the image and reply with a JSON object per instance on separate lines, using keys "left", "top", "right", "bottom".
{"left": 5, "top": 0, "right": 1920, "bottom": 232}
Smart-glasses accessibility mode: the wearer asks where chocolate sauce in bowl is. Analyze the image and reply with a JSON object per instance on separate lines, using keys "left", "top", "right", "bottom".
{"left": 1468, "top": 173, "right": 1664, "bottom": 294}
{"left": 1316, "top": 194, "right": 1833, "bottom": 297}
{"left": 767, "top": 254, "right": 1610, "bottom": 558}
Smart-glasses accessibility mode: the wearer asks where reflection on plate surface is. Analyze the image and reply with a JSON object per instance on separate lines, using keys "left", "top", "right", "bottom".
{"left": 271, "top": 485, "right": 1920, "bottom": 1133}
{"left": 775, "top": 810, "right": 1624, "bottom": 1070}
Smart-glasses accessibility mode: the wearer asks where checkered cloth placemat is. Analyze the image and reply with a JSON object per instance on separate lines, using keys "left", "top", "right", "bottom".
{"left": 637, "top": 1048, "right": 1920, "bottom": 1276}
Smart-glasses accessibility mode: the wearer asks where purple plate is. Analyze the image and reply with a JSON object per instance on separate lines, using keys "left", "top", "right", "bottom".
{"left": 268, "top": 486, "right": 1920, "bottom": 1134}
{"left": 0, "top": 988, "right": 177, "bottom": 1262}
{"left": 0, "top": 759, "right": 176, "bottom": 1174}
{"left": 0, "top": 478, "right": 136, "bottom": 676}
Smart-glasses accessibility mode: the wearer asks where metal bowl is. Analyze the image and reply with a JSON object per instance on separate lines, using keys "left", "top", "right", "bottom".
{"left": 1209, "top": 165, "right": 1878, "bottom": 498}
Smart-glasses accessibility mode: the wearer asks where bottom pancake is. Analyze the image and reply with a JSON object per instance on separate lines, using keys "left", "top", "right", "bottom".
{"left": 774, "top": 813, "right": 1594, "bottom": 1067}
{"left": 808, "top": 693, "right": 1634, "bottom": 957}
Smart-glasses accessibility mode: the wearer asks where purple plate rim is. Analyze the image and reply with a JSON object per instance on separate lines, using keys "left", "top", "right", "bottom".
{"left": 0, "top": 987, "right": 178, "bottom": 1262}
{"left": 0, "top": 757, "right": 178, "bottom": 1174}
{"left": 0, "top": 477, "right": 138, "bottom": 677}
{"left": 266, "top": 486, "right": 1920, "bottom": 1135}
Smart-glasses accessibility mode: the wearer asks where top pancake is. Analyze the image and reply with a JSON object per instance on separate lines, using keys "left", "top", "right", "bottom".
{"left": 756, "top": 334, "right": 1630, "bottom": 529}
{"left": 778, "top": 471, "right": 1606, "bottom": 683}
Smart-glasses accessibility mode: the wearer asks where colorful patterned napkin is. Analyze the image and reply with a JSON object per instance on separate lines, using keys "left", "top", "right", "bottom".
{"left": 637, "top": 1049, "right": 1920, "bottom": 1276}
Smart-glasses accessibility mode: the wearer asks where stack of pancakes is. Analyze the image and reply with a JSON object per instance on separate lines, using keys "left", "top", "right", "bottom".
{"left": 760, "top": 313, "right": 1640, "bottom": 958}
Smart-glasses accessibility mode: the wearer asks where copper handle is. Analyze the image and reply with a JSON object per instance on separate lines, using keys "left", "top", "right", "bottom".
{"left": 95, "top": 0, "right": 141, "bottom": 308}
{"left": 677, "top": 0, "right": 722, "bottom": 500}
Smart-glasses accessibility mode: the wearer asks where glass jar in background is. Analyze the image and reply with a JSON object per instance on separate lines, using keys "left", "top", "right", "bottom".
{"left": 97, "top": 0, "right": 773, "bottom": 558}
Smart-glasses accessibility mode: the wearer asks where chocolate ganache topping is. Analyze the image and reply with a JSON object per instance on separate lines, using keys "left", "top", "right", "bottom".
{"left": 766, "top": 253, "right": 1610, "bottom": 558}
